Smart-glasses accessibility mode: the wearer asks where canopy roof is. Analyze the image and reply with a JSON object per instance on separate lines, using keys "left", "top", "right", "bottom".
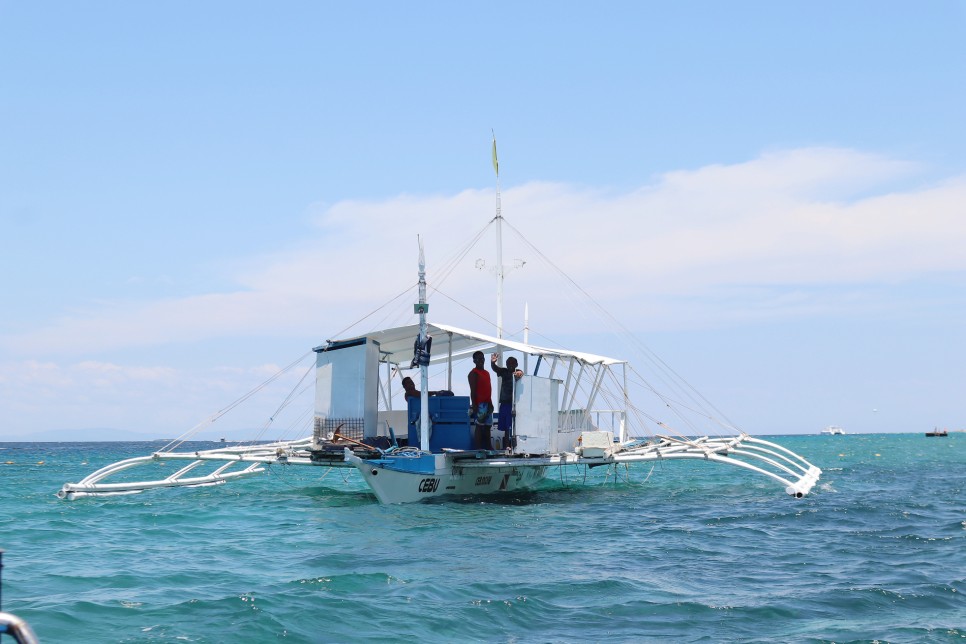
{"left": 315, "top": 322, "right": 624, "bottom": 368}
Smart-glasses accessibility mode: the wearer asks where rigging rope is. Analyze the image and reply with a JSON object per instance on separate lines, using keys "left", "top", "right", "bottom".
{"left": 162, "top": 209, "right": 745, "bottom": 451}
{"left": 161, "top": 351, "right": 314, "bottom": 452}
{"left": 499, "top": 216, "right": 742, "bottom": 438}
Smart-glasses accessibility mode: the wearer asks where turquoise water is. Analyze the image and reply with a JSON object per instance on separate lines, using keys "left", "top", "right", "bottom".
{"left": 1, "top": 434, "right": 963, "bottom": 643}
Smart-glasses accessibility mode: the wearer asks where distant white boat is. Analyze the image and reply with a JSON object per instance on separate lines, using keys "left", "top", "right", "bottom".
{"left": 821, "top": 425, "right": 846, "bottom": 435}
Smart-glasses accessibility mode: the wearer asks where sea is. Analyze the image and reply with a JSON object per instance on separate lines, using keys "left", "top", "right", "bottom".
{"left": 1, "top": 433, "right": 963, "bottom": 643}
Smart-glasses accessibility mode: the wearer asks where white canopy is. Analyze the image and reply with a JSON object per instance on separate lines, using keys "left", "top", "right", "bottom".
{"left": 315, "top": 322, "right": 624, "bottom": 368}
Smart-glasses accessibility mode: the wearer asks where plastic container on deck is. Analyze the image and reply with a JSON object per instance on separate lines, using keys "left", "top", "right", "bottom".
{"left": 407, "top": 395, "right": 473, "bottom": 451}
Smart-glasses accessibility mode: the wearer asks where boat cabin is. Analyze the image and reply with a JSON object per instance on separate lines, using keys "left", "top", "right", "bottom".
{"left": 310, "top": 322, "right": 626, "bottom": 456}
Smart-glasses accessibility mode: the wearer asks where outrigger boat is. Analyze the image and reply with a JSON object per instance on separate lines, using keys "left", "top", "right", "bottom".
{"left": 57, "top": 250, "right": 822, "bottom": 504}
{"left": 58, "top": 147, "right": 821, "bottom": 504}
{"left": 57, "top": 309, "right": 821, "bottom": 502}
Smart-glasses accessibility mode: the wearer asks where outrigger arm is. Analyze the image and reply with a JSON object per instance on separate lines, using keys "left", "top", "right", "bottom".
{"left": 610, "top": 434, "right": 821, "bottom": 497}
{"left": 56, "top": 438, "right": 316, "bottom": 500}
{"left": 56, "top": 432, "right": 820, "bottom": 500}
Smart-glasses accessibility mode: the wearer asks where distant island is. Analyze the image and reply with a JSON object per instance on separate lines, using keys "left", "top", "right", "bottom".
{"left": 0, "top": 428, "right": 236, "bottom": 442}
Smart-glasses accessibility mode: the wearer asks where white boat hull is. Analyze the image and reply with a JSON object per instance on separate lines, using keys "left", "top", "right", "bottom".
{"left": 345, "top": 450, "right": 549, "bottom": 504}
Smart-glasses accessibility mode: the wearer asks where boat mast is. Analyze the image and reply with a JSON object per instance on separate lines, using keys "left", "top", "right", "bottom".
{"left": 493, "top": 132, "right": 504, "bottom": 339}
{"left": 416, "top": 237, "right": 430, "bottom": 451}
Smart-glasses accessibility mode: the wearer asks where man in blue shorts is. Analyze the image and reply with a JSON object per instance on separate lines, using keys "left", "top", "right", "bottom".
{"left": 491, "top": 353, "right": 523, "bottom": 452}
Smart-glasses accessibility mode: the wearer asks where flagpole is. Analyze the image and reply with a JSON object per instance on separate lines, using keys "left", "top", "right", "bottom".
{"left": 493, "top": 132, "right": 504, "bottom": 339}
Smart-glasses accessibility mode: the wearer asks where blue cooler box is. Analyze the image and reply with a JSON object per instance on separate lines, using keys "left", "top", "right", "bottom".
{"left": 407, "top": 395, "right": 473, "bottom": 451}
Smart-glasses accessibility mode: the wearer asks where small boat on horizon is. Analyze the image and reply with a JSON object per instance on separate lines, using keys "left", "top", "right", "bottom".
{"left": 925, "top": 427, "right": 948, "bottom": 437}
{"left": 821, "top": 425, "right": 846, "bottom": 435}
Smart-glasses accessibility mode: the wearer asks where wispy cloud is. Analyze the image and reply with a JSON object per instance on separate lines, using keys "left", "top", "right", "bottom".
{"left": 0, "top": 358, "right": 306, "bottom": 438}
{"left": 2, "top": 147, "right": 963, "bottom": 358}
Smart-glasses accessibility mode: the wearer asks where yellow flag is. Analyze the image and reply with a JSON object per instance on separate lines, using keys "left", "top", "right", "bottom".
{"left": 491, "top": 136, "right": 499, "bottom": 177}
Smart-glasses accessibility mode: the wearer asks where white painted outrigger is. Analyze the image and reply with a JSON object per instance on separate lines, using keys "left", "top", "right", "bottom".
{"left": 57, "top": 402, "right": 820, "bottom": 502}
{"left": 57, "top": 439, "right": 314, "bottom": 500}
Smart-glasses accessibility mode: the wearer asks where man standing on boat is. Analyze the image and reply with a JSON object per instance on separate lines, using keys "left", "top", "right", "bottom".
{"left": 468, "top": 351, "right": 493, "bottom": 450}
{"left": 491, "top": 353, "right": 523, "bottom": 451}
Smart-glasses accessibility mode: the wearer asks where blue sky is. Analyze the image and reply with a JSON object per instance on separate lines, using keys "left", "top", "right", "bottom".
{"left": 1, "top": 1, "right": 964, "bottom": 439}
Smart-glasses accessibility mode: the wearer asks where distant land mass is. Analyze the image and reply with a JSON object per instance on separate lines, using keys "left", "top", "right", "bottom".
{"left": 1, "top": 427, "right": 959, "bottom": 442}
{"left": 0, "top": 428, "right": 235, "bottom": 442}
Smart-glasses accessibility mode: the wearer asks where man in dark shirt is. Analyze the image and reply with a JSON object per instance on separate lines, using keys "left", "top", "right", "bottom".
{"left": 491, "top": 353, "right": 523, "bottom": 451}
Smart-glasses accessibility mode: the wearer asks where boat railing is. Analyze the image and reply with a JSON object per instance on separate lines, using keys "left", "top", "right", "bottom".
{"left": 0, "top": 551, "right": 40, "bottom": 644}
{"left": 590, "top": 408, "right": 626, "bottom": 439}
{"left": 0, "top": 613, "right": 39, "bottom": 644}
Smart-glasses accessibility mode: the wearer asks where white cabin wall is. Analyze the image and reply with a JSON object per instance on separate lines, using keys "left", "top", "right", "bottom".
{"left": 313, "top": 340, "right": 381, "bottom": 443}
{"left": 362, "top": 340, "right": 379, "bottom": 437}
{"left": 513, "top": 375, "right": 561, "bottom": 454}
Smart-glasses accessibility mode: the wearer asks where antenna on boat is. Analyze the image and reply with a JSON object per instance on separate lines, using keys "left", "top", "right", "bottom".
{"left": 492, "top": 131, "right": 504, "bottom": 339}
{"left": 415, "top": 236, "right": 431, "bottom": 452}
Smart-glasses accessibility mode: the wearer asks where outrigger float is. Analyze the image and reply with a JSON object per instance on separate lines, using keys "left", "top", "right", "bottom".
{"left": 58, "top": 145, "right": 821, "bottom": 504}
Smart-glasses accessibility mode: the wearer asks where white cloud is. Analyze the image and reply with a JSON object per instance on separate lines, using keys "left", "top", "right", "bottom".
{"left": 0, "top": 358, "right": 309, "bottom": 439}
{"left": 2, "top": 147, "right": 964, "bottom": 358}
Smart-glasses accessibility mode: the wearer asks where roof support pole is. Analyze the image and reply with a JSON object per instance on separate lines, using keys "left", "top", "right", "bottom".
{"left": 559, "top": 358, "right": 575, "bottom": 416}
{"left": 447, "top": 332, "right": 453, "bottom": 392}
{"left": 621, "top": 363, "right": 629, "bottom": 443}
{"left": 565, "top": 361, "right": 586, "bottom": 422}
{"left": 580, "top": 365, "right": 607, "bottom": 430}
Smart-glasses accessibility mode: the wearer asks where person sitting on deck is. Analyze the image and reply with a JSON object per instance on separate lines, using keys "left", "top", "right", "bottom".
{"left": 402, "top": 376, "right": 420, "bottom": 401}
{"left": 491, "top": 353, "right": 523, "bottom": 451}
{"left": 402, "top": 376, "right": 448, "bottom": 401}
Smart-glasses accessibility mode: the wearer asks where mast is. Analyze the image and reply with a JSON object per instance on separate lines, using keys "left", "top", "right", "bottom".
{"left": 493, "top": 132, "right": 504, "bottom": 339}
{"left": 416, "top": 237, "right": 430, "bottom": 451}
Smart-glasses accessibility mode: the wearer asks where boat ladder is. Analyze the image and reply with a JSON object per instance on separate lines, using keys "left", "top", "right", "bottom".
{"left": 1, "top": 551, "right": 39, "bottom": 644}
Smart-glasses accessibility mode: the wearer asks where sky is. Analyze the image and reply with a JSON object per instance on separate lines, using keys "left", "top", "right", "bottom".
{"left": 1, "top": 1, "right": 965, "bottom": 440}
